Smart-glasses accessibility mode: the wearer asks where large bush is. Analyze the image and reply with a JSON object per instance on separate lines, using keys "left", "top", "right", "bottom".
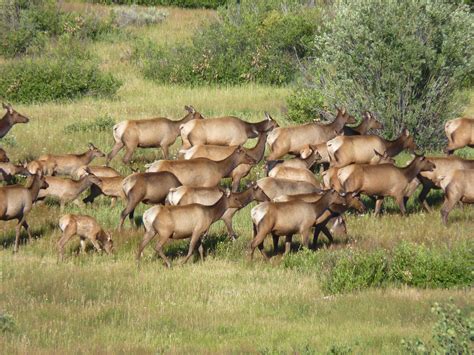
{"left": 133, "top": 0, "right": 320, "bottom": 85}
{"left": 288, "top": 0, "right": 473, "bottom": 148}
{"left": 86, "top": 0, "right": 226, "bottom": 8}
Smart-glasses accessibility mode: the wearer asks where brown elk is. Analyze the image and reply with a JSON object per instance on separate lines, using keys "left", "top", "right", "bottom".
{"left": 37, "top": 174, "right": 103, "bottom": 211}
{"left": 0, "top": 162, "right": 29, "bottom": 184}
{"left": 137, "top": 190, "right": 244, "bottom": 267}
{"left": 83, "top": 175, "right": 125, "bottom": 207}
{"left": 249, "top": 190, "right": 346, "bottom": 259}
{"left": 268, "top": 165, "right": 321, "bottom": 187}
{"left": 58, "top": 214, "right": 113, "bottom": 260}
{"left": 266, "top": 106, "right": 356, "bottom": 160}
{"left": 417, "top": 156, "right": 474, "bottom": 211}
{"left": 327, "top": 128, "right": 416, "bottom": 168}
{"left": 439, "top": 169, "right": 474, "bottom": 225}
{"left": 179, "top": 132, "right": 268, "bottom": 191}
{"left": 264, "top": 147, "right": 322, "bottom": 175}
{"left": 256, "top": 177, "right": 321, "bottom": 200}
{"left": 119, "top": 171, "right": 181, "bottom": 230}
{"left": 0, "top": 103, "right": 29, "bottom": 138}
{"left": 343, "top": 111, "right": 383, "bottom": 136}
{"left": 180, "top": 112, "right": 277, "bottom": 149}
{"left": 107, "top": 106, "right": 203, "bottom": 164}
{"left": 444, "top": 117, "right": 474, "bottom": 154}
{"left": 37, "top": 143, "right": 105, "bottom": 176}
{"left": 26, "top": 159, "right": 57, "bottom": 176}
{"left": 337, "top": 156, "right": 435, "bottom": 215}
{"left": 0, "top": 147, "right": 9, "bottom": 162}
{"left": 146, "top": 148, "right": 255, "bottom": 187}
{"left": 73, "top": 165, "right": 121, "bottom": 179}
{"left": 0, "top": 173, "right": 48, "bottom": 252}
{"left": 166, "top": 181, "right": 269, "bottom": 240}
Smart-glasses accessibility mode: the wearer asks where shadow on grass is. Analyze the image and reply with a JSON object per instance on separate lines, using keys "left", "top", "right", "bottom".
{"left": 0, "top": 221, "right": 54, "bottom": 249}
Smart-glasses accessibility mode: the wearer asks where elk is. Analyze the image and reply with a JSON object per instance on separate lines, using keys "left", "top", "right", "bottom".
{"left": 37, "top": 143, "right": 105, "bottom": 176}
{"left": 0, "top": 103, "right": 29, "bottom": 138}
{"left": 327, "top": 128, "right": 416, "bottom": 168}
{"left": 417, "top": 156, "right": 474, "bottom": 211}
{"left": 273, "top": 192, "right": 366, "bottom": 248}
{"left": 337, "top": 156, "right": 435, "bottom": 215}
{"left": 0, "top": 162, "right": 29, "bottom": 184}
{"left": 444, "top": 117, "right": 474, "bottom": 154}
{"left": 0, "top": 147, "right": 9, "bottom": 162}
{"left": 73, "top": 165, "right": 121, "bottom": 179}
{"left": 146, "top": 148, "right": 255, "bottom": 187}
{"left": 57, "top": 214, "right": 113, "bottom": 260}
{"left": 343, "top": 111, "right": 383, "bottom": 136}
{"left": 180, "top": 112, "right": 277, "bottom": 149}
{"left": 266, "top": 106, "right": 356, "bottom": 160}
{"left": 249, "top": 190, "right": 346, "bottom": 259}
{"left": 166, "top": 181, "right": 269, "bottom": 240}
{"left": 0, "top": 172, "right": 48, "bottom": 252}
{"left": 119, "top": 171, "right": 181, "bottom": 230}
{"left": 179, "top": 132, "right": 268, "bottom": 191}
{"left": 268, "top": 165, "right": 321, "bottom": 187}
{"left": 137, "top": 190, "right": 244, "bottom": 267}
{"left": 26, "top": 159, "right": 57, "bottom": 176}
{"left": 83, "top": 175, "right": 125, "bottom": 207}
{"left": 439, "top": 169, "right": 474, "bottom": 224}
{"left": 37, "top": 174, "right": 103, "bottom": 211}
{"left": 264, "top": 147, "right": 322, "bottom": 175}
{"left": 256, "top": 177, "right": 321, "bottom": 200}
{"left": 107, "top": 105, "right": 204, "bottom": 164}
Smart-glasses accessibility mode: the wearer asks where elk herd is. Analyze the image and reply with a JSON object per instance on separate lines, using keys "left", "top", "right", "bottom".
{"left": 0, "top": 102, "right": 473, "bottom": 266}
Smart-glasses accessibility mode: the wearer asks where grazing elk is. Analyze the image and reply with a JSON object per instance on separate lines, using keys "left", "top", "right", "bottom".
{"left": 37, "top": 174, "right": 103, "bottom": 211}
{"left": 180, "top": 132, "right": 268, "bottom": 191}
{"left": 180, "top": 112, "right": 277, "bottom": 149}
{"left": 58, "top": 214, "right": 113, "bottom": 260}
{"left": 327, "top": 128, "right": 416, "bottom": 168}
{"left": 146, "top": 148, "right": 255, "bottom": 188}
{"left": 337, "top": 156, "right": 435, "bottom": 215}
{"left": 37, "top": 143, "right": 105, "bottom": 176}
{"left": 166, "top": 181, "right": 269, "bottom": 240}
{"left": 266, "top": 106, "right": 356, "bottom": 160}
{"left": 256, "top": 177, "right": 321, "bottom": 200}
{"left": 417, "top": 156, "right": 474, "bottom": 211}
{"left": 444, "top": 117, "right": 474, "bottom": 154}
{"left": 137, "top": 190, "right": 244, "bottom": 267}
{"left": 119, "top": 171, "right": 181, "bottom": 230}
{"left": 0, "top": 162, "right": 29, "bottom": 184}
{"left": 249, "top": 190, "right": 346, "bottom": 259}
{"left": 343, "top": 111, "right": 383, "bottom": 136}
{"left": 0, "top": 173, "right": 48, "bottom": 252}
{"left": 0, "top": 103, "right": 30, "bottom": 138}
{"left": 0, "top": 147, "right": 9, "bottom": 162}
{"left": 439, "top": 169, "right": 474, "bottom": 225}
{"left": 107, "top": 105, "right": 203, "bottom": 164}
{"left": 73, "top": 165, "right": 121, "bottom": 179}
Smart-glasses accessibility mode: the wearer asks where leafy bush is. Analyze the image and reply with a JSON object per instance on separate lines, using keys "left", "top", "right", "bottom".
{"left": 283, "top": 241, "right": 473, "bottom": 294}
{"left": 0, "top": 52, "right": 121, "bottom": 103}
{"left": 112, "top": 5, "right": 167, "bottom": 27}
{"left": 64, "top": 115, "right": 116, "bottom": 134}
{"left": 0, "top": 312, "right": 16, "bottom": 333}
{"left": 133, "top": 0, "right": 320, "bottom": 85}
{"left": 86, "top": 0, "right": 227, "bottom": 9}
{"left": 0, "top": 0, "right": 116, "bottom": 57}
{"left": 289, "top": 0, "right": 474, "bottom": 148}
{"left": 402, "top": 301, "right": 473, "bottom": 354}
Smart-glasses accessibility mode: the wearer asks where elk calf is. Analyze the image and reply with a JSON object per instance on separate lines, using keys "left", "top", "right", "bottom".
{"left": 137, "top": 190, "right": 244, "bottom": 267}
{"left": 439, "top": 169, "right": 474, "bottom": 225}
{"left": 0, "top": 173, "right": 48, "bottom": 252}
{"left": 444, "top": 117, "right": 474, "bottom": 154}
{"left": 0, "top": 103, "right": 29, "bottom": 138}
{"left": 58, "top": 214, "right": 113, "bottom": 260}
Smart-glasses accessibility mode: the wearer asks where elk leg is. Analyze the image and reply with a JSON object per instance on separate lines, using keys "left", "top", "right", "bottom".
{"left": 374, "top": 198, "right": 384, "bottom": 216}
{"left": 182, "top": 231, "right": 203, "bottom": 265}
{"left": 321, "top": 226, "right": 333, "bottom": 244}
{"left": 441, "top": 194, "right": 458, "bottom": 225}
{"left": 153, "top": 234, "right": 171, "bottom": 268}
{"left": 119, "top": 197, "right": 138, "bottom": 231}
{"left": 136, "top": 230, "right": 156, "bottom": 260}
{"left": 272, "top": 233, "right": 279, "bottom": 254}
{"left": 312, "top": 225, "right": 322, "bottom": 249}
{"left": 250, "top": 230, "right": 268, "bottom": 260}
{"left": 22, "top": 220, "right": 32, "bottom": 242}
{"left": 80, "top": 237, "right": 87, "bottom": 254}
{"left": 161, "top": 144, "right": 170, "bottom": 160}
{"left": 83, "top": 184, "right": 102, "bottom": 205}
{"left": 197, "top": 240, "right": 204, "bottom": 263}
{"left": 110, "top": 197, "right": 117, "bottom": 208}
{"left": 257, "top": 242, "right": 269, "bottom": 261}
{"left": 300, "top": 229, "right": 311, "bottom": 249}
{"left": 89, "top": 237, "right": 102, "bottom": 254}
{"left": 14, "top": 215, "right": 25, "bottom": 253}
{"left": 122, "top": 143, "right": 137, "bottom": 164}
{"left": 57, "top": 224, "right": 76, "bottom": 260}
{"left": 396, "top": 195, "right": 407, "bottom": 215}
{"left": 284, "top": 235, "right": 293, "bottom": 255}
{"left": 418, "top": 182, "right": 433, "bottom": 212}
{"left": 221, "top": 209, "right": 237, "bottom": 240}
{"left": 106, "top": 141, "right": 124, "bottom": 165}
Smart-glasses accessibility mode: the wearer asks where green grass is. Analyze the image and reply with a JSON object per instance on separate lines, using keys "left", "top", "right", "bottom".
{"left": 1, "top": 2, "right": 473, "bottom": 353}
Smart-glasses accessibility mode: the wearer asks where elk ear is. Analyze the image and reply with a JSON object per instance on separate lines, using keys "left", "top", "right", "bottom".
{"left": 300, "top": 145, "right": 312, "bottom": 159}
{"left": 402, "top": 128, "right": 410, "bottom": 136}
{"left": 3, "top": 103, "right": 12, "bottom": 114}
{"left": 264, "top": 112, "right": 272, "bottom": 121}
{"left": 225, "top": 188, "right": 231, "bottom": 197}
{"left": 88, "top": 143, "right": 95, "bottom": 150}
{"left": 373, "top": 149, "right": 383, "bottom": 157}
{"left": 351, "top": 192, "right": 358, "bottom": 197}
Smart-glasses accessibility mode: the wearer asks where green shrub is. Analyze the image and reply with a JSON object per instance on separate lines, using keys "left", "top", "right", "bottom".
{"left": 86, "top": 0, "right": 227, "bottom": 9}
{"left": 286, "top": 88, "right": 325, "bottom": 123}
{"left": 0, "top": 312, "right": 16, "bottom": 333}
{"left": 64, "top": 115, "right": 116, "bottom": 134}
{"left": 402, "top": 301, "right": 474, "bottom": 354}
{"left": 133, "top": 0, "right": 320, "bottom": 85}
{"left": 289, "top": 0, "right": 474, "bottom": 148}
{"left": 0, "top": 55, "right": 121, "bottom": 104}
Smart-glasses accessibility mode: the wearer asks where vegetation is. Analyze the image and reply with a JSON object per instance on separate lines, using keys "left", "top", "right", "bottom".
{"left": 289, "top": 0, "right": 474, "bottom": 148}
{"left": 0, "top": 1, "right": 473, "bottom": 352}
{"left": 86, "top": 0, "right": 227, "bottom": 9}
{"left": 133, "top": 0, "right": 320, "bottom": 85}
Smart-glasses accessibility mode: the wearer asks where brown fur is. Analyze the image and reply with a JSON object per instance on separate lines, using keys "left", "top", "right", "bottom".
{"left": 0, "top": 163, "right": 29, "bottom": 184}
{"left": 268, "top": 165, "right": 321, "bottom": 187}
{"left": 439, "top": 169, "right": 474, "bottom": 224}
{"left": 0, "top": 147, "right": 9, "bottom": 163}
{"left": 444, "top": 117, "right": 474, "bottom": 154}
{"left": 0, "top": 103, "right": 29, "bottom": 138}
{"left": 256, "top": 177, "right": 321, "bottom": 200}
{"left": 343, "top": 111, "right": 383, "bottom": 136}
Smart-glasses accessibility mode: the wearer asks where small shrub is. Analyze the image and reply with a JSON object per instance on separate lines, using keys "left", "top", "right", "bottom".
{"left": 402, "top": 301, "right": 474, "bottom": 354}
{"left": 286, "top": 88, "right": 325, "bottom": 124}
{"left": 0, "top": 312, "right": 16, "bottom": 333}
{"left": 112, "top": 6, "right": 168, "bottom": 27}
{"left": 64, "top": 115, "right": 116, "bottom": 134}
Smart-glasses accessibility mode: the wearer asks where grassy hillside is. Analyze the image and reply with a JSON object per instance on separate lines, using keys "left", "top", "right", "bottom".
{"left": 1, "top": 3, "right": 472, "bottom": 353}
